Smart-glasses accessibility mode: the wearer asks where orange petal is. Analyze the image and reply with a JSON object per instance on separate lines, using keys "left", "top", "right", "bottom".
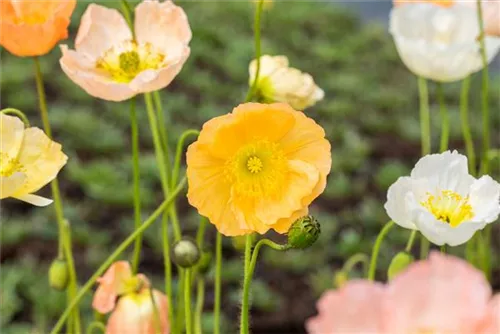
{"left": 92, "top": 261, "right": 133, "bottom": 314}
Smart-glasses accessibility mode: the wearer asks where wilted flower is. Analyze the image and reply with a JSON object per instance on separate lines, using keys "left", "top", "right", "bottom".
{"left": 384, "top": 151, "right": 500, "bottom": 246}
{"left": 92, "top": 261, "right": 169, "bottom": 334}
{"left": 390, "top": 1, "right": 500, "bottom": 82}
{"left": 307, "top": 252, "right": 498, "bottom": 333}
{"left": 186, "top": 103, "right": 331, "bottom": 236}
{"left": 249, "top": 55, "right": 324, "bottom": 110}
{"left": 0, "top": 0, "right": 76, "bottom": 57}
{"left": 0, "top": 114, "right": 67, "bottom": 206}
{"left": 60, "top": 0, "right": 191, "bottom": 102}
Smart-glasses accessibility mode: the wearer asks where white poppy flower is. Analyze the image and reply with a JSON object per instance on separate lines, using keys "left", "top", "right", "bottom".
{"left": 249, "top": 55, "right": 324, "bottom": 110}
{"left": 389, "top": 3, "right": 500, "bottom": 82}
{"left": 384, "top": 151, "right": 500, "bottom": 246}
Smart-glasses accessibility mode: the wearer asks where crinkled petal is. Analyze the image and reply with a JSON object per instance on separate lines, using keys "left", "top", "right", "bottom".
{"left": 92, "top": 261, "right": 132, "bottom": 314}
{"left": 386, "top": 252, "right": 492, "bottom": 333}
{"left": 60, "top": 45, "right": 137, "bottom": 102}
{"left": 272, "top": 206, "right": 308, "bottom": 234}
{"left": 12, "top": 127, "right": 67, "bottom": 196}
{"left": 0, "top": 173, "right": 26, "bottom": 199}
{"left": 468, "top": 175, "right": 500, "bottom": 223}
{"left": 134, "top": 0, "right": 191, "bottom": 53}
{"left": 0, "top": 114, "right": 25, "bottom": 171}
{"left": 255, "top": 160, "right": 319, "bottom": 226}
{"left": 306, "top": 281, "right": 385, "bottom": 333}
{"left": 385, "top": 177, "right": 429, "bottom": 229}
{"left": 75, "top": 4, "right": 131, "bottom": 61}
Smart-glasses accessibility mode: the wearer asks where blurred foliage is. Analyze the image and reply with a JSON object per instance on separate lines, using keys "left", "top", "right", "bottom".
{"left": 1, "top": 1, "right": 500, "bottom": 333}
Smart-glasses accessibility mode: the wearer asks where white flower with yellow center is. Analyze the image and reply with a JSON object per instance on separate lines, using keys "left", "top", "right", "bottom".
{"left": 249, "top": 55, "right": 324, "bottom": 110}
{"left": 60, "top": 0, "right": 191, "bottom": 102}
{"left": 0, "top": 114, "right": 67, "bottom": 206}
{"left": 390, "top": 2, "right": 500, "bottom": 82}
{"left": 385, "top": 151, "right": 500, "bottom": 246}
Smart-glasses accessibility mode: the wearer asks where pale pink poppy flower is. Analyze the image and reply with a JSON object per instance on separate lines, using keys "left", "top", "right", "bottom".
{"left": 60, "top": 0, "right": 191, "bottom": 101}
{"left": 92, "top": 261, "right": 149, "bottom": 314}
{"left": 307, "top": 252, "right": 498, "bottom": 333}
{"left": 106, "top": 289, "right": 169, "bottom": 334}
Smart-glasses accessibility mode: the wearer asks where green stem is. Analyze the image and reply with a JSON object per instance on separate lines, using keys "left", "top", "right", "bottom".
{"left": 153, "top": 91, "right": 172, "bottom": 186}
{"left": 460, "top": 76, "right": 476, "bottom": 175}
{"left": 49, "top": 177, "right": 187, "bottom": 334}
{"left": 405, "top": 230, "right": 417, "bottom": 253}
{"left": 437, "top": 83, "right": 449, "bottom": 152}
{"left": 341, "top": 253, "right": 369, "bottom": 276}
{"left": 368, "top": 221, "right": 394, "bottom": 281}
{"left": 34, "top": 56, "right": 80, "bottom": 334}
{"left": 465, "top": 232, "right": 477, "bottom": 264}
{"left": 440, "top": 244, "right": 447, "bottom": 254}
{"left": 245, "top": 0, "right": 265, "bottom": 102}
{"left": 120, "top": 0, "right": 133, "bottom": 32}
{"left": 130, "top": 98, "right": 143, "bottom": 274}
{"left": 184, "top": 269, "right": 193, "bottom": 334}
{"left": 482, "top": 226, "right": 492, "bottom": 281}
{"left": 194, "top": 277, "right": 205, "bottom": 334}
{"left": 1, "top": 108, "right": 30, "bottom": 127}
{"left": 85, "top": 322, "right": 106, "bottom": 334}
{"left": 418, "top": 76, "right": 431, "bottom": 259}
{"left": 213, "top": 232, "right": 222, "bottom": 334}
{"left": 172, "top": 129, "right": 200, "bottom": 187}
{"left": 240, "top": 238, "right": 289, "bottom": 334}
{"left": 196, "top": 217, "right": 207, "bottom": 247}
{"left": 477, "top": 0, "right": 490, "bottom": 175}
{"left": 150, "top": 288, "right": 162, "bottom": 334}
{"left": 161, "top": 213, "right": 174, "bottom": 331}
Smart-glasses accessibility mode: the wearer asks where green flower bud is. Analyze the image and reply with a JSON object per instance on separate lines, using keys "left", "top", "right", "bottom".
{"left": 388, "top": 251, "right": 414, "bottom": 281}
{"left": 172, "top": 238, "right": 201, "bottom": 268}
{"left": 49, "top": 259, "right": 69, "bottom": 291}
{"left": 196, "top": 249, "right": 212, "bottom": 275}
{"left": 334, "top": 271, "right": 348, "bottom": 288}
{"left": 287, "top": 216, "right": 320, "bottom": 249}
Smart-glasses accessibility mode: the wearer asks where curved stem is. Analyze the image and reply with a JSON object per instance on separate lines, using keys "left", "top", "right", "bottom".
{"left": 50, "top": 177, "right": 186, "bottom": 334}
{"left": 194, "top": 277, "right": 205, "bottom": 334}
{"left": 460, "top": 76, "right": 476, "bottom": 175}
{"left": 120, "top": 0, "right": 133, "bottom": 31}
{"left": 477, "top": 0, "right": 490, "bottom": 175}
{"left": 213, "top": 232, "right": 222, "bottom": 334}
{"left": 34, "top": 56, "right": 80, "bottom": 334}
{"left": 1, "top": 108, "right": 30, "bottom": 127}
{"left": 405, "top": 230, "right": 417, "bottom": 253}
{"left": 85, "top": 322, "right": 106, "bottom": 334}
{"left": 368, "top": 221, "right": 394, "bottom": 281}
{"left": 245, "top": 0, "right": 265, "bottom": 102}
{"left": 153, "top": 91, "right": 172, "bottom": 187}
{"left": 130, "top": 97, "right": 143, "bottom": 273}
{"left": 240, "top": 238, "right": 288, "bottom": 334}
{"left": 341, "top": 253, "right": 369, "bottom": 277}
{"left": 184, "top": 269, "right": 193, "bottom": 334}
{"left": 172, "top": 129, "right": 200, "bottom": 187}
{"left": 437, "top": 83, "right": 449, "bottom": 153}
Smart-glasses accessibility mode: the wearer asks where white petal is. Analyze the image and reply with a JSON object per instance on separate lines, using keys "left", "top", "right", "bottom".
{"left": 13, "top": 193, "right": 53, "bottom": 207}
{"left": 385, "top": 176, "right": 420, "bottom": 229}
{"left": 469, "top": 175, "right": 500, "bottom": 223}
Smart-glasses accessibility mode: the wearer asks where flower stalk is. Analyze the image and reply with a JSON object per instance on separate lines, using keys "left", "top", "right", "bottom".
{"left": 368, "top": 221, "right": 394, "bottom": 281}
{"left": 130, "top": 97, "right": 143, "bottom": 274}
{"left": 245, "top": 0, "right": 265, "bottom": 102}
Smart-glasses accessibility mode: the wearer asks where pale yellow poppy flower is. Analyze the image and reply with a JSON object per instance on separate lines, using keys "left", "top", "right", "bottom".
{"left": 0, "top": 114, "right": 67, "bottom": 206}
{"left": 249, "top": 55, "right": 324, "bottom": 110}
{"left": 60, "top": 0, "right": 191, "bottom": 102}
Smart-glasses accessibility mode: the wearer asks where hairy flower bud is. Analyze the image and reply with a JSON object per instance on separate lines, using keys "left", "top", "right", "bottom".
{"left": 49, "top": 259, "right": 69, "bottom": 291}
{"left": 388, "top": 251, "right": 414, "bottom": 281}
{"left": 287, "top": 216, "right": 320, "bottom": 249}
{"left": 172, "top": 238, "right": 201, "bottom": 268}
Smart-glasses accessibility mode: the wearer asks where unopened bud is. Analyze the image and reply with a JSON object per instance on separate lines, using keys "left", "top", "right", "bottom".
{"left": 287, "top": 216, "right": 320, "bottom": 249}
{"left": 334, "top": 271, "right": 348, "bottom": 288}
{"left": 172, "top": 238, "right": 200, "bottom": 268}
{"left": 388, "top": 252, "right": 414, "bottom": 281}
{"left": 196, "top": 250, "right": 212, "bottom": 275}
{"left": 49, "top": 259, "right": 69, "bottom": 291}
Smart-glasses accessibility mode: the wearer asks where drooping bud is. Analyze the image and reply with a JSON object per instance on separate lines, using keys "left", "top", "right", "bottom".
{"left": 388, "top": 251, "right": 414, "bottom": 281}
{"left": 49, "top": 259, "right": 69, "bottom": 291}
{"left": 196, "top": 249, "right": 212, "bottom": 275}
{"left": 172, "top": 238, "right": 201, "bottom": 268}
{"left": 287, "top": 216, "right": 320, "bottom": 249}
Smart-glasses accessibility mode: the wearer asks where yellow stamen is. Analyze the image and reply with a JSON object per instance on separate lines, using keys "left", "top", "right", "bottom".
{"left": 0, "top": 153, "right": 24, "bottom": 177}
{"left": 420, "top": 190, "right": 474, "bottom": 227}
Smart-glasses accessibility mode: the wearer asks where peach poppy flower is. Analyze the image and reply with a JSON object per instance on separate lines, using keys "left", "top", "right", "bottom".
{"left": 307, "top": 252, "right": 498, "bottom": 333}
{"left": 0, "top": 113, "right": 67, "bottom": 206}
{"left": 186, "top": 103, "right": 331, "bottom": 236}
{"left": 60, "top": 0, "right": 191, "bottom": 102}
{"left": 0, "top": 0, "right": 76, "bottom": 57}
{"left": 107, "top": 289, "right": 169, "bottom": 334}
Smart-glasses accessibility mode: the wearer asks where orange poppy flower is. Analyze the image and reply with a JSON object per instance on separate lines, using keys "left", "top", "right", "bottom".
{"left": 0, "top": 0, "right": 76, "bottom": 57}
{"left": 186, "top": 103, "right": 331, "bottom": 236}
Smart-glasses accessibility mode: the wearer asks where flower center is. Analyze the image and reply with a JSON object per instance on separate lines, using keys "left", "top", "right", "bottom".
{"left": 0, "top": 153, "right": 24, "bottom": 177}
{"left": 96, "top": 41, "right": 166, "bottom": 83}
{"left": 420, "top": 190, "right": 474, "bottom": 227}
{"left": 226, "top": 140, "right": 287, "bottom": 197}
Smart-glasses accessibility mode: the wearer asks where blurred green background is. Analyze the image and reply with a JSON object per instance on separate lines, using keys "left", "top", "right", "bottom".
{"left": 1, "top": 1, "right": 500, "bottom": 333}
